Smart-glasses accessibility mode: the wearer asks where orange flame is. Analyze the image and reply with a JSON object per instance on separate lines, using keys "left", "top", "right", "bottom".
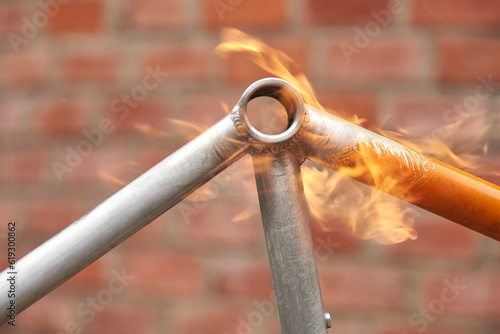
{"left": 99, "top": 28, "right": 494, "bottom": 245}
{"left": 134, "top": 123, "right": 169, "bottom": 138}
{"left": 216, "top": 28, "right": 365, "bottom": 126}
{"left": 216, "top": 28, "right": 322, "bottom": 110}
{"left": 98, "top": 160, "right": 141, "bottom": 188}
{"left": 216, "top": 28, "right": 494, "bottom": 244}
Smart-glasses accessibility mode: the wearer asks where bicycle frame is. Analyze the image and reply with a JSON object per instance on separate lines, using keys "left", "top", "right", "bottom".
{"left": 1, "top": 78, "right": 499, "bottom": 333}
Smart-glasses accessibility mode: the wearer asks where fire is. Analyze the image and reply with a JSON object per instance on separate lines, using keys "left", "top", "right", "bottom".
{"left": 98, "top": 160, "right": 141, "bottom": 188}
{"left": 302, "top": 165, "right": 418, "bottom": 244}
{"left": 168, "top": 119, "right": 208, "bottom": 141}
{"left": 99, "top": 28, "right": 494, "bottom": 245}
{"left": 134, "top": 123, "right": 169, "bottom": 138}
{"left": 98, "top": 171, "right": 128, "bottom": 187}
{"left": 377, "top": 109, "right": 492, "bottom": 172}
{"left": 216, "top": 28, "right": 493, "bottom": 244}
{"left": 216, "top": 28, "right": 365, "bottom": 126}
{"left": 216, "top": 28, "right": 323, "bottom": 110}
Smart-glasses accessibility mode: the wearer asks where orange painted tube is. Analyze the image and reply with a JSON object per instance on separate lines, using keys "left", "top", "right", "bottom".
{"left": 302, "top": 105, "right": 500, "bottom": 241}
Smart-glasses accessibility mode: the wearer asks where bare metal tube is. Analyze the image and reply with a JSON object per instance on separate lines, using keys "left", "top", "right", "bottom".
{"left": 231, "top": 78, "right": 328, "bottom": 333}
{"left": 303, "top": 105, "right": 500, "bottom": 241}
{"left": 253, "top": 152, "right": 328, "bottom": 334}
{"left": 0, "top": 115, "right": 247, "bottom": 323}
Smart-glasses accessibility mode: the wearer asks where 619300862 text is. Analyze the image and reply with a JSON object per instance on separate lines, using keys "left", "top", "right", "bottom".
{"left": 6, "top": 222, "right": 17, "bottom": 326}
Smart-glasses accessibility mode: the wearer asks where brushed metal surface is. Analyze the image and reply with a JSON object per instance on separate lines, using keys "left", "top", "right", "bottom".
{"left": 253, "top": 152, "right": 328, "bottom": 334}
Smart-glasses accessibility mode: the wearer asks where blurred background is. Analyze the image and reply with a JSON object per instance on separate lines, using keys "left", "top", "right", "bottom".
{"left": 1, "top": 0, "right": 500, "bottom": 333}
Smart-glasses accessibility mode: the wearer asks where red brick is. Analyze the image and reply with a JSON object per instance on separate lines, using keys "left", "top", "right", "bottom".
{"left": 0, "top": 202, "right": 17, "bottom": 225}
{"left": 0, "top": 2, "right": 30, "bottom": 36}
{"left": 89, "top": 305, "right": 157, "bottom": 334}
{"left": 16, "top": 296, "right": 77, "bottom": 333}
{"left": 61, "top": 147, "right": 125, "bottom": 185}
{"left": 388, "top": 95, "right": 488, "bottom": 128}
{"left": 48, "top": 0, "right": 103, "bottom": 33}
{"left": 384, "top": 215, "right": 479, "bottom": 259}
{"left": 271, "top": 319, "right": 364, "bottom": 334}
{"left": 424, "top": 272, "right": 500, "bottom": 317}
{"left": 317, "top": 92, "right": 376, "bottom": 125}
{"left": 174, "top": 310, "right": 251, "bottom": 334}
{"left": 180, "top": 199, "right": 259, "bottom": 247}
{"left": 308, "top": 0, "right": 391, "bottom": 25}
{"left": 216, "top": 260, "right": 273, "bottom": 299}
{"left": 38, "top": 99, "right": 88, "bottom": 135}
{"left": 223, "top": 37, "right": 310, "bottom": 84}
{"left": 386, "top": 95, "right": 489, "bottom": 149}
{"left": 328, "top": 37, "right": 423, "bottom": 81}
{"left": 413, "top": 0, "right": 500, "bottom": 27}
{"left": 126, "top": 252, "right": 202, "bottom": 296}
{"left": 29, "top": 199, "right": 82, "bottom": 236}
{"left": 439, "top": 38, "right": 500, "bottom": 83}
{"left": 64, "top": 51, "right": 120, "bottom": 83}
{"left": 0, "top": 101, "right": 26, "bottom": 135}
{"left": 204, "top": 0, "right": 287, "bottom": 29}
{"left": 5, "top": 149, "right": 50, "bottom": 183}
{"left": 0, "top": 49, "right": 47, "bottom": 86}
{"left": 108, "top": 97, "right": 169, "bottom": 134}
{"left": 319, "top": 265, "right": 405, "bottom": 310}
{"left": 126, "top": 0, "right": 187, "bottom": 29}
{"left": 184, "top": 93, "right": 240, "bottom": 127}
{"left": 378, "top": 327, "right": 473, "bottom": 334}
{"left": 60, "top": 258, "right": 109, "bottom": 290}
{"left": 142, "top": 44, "right": 210, "bottom": 81}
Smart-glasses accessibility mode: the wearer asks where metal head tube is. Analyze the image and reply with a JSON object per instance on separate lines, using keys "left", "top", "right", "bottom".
{"left": 232, "top": 77, "right": 305, "bottom": 144}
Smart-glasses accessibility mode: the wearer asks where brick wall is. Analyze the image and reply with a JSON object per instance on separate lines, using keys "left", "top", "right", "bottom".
{"left": 1, "top": 0, "right": 499, "bottom": 333}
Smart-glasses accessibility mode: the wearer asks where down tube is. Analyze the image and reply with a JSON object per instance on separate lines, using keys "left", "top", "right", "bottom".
{"left": 0, "top": 115, "right": 247, "bottom": 323}
{"left": 253, "top": 152, "right": 328, "bottom": 334}
{"left": 302, "top": 105, "right": 500, "bottom": 241}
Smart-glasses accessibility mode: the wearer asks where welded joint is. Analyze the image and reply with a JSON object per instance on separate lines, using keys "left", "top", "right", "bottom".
{"left": 230, "top": 77, "right": 310, "bottom": 161}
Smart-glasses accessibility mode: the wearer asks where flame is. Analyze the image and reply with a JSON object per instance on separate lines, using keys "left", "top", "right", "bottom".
{"left": 99, "top": 28, "right": 494, "bottom": 245}
{"left": 98, "top": 160, "right": 141, "bottom": 188}
{"left": 215, "top": 28, "right": 494, "bottom": 244}
{"left": 302, "top": 165, "right": 418, "bottom": 244}
{"left": 134, "top": 123, "right": 169, "bottom": 138}
{"left": 216, "top": 28, "right": 322, "bottom": 110}
{"left": 98, "top": 171, "right": 127, "bottom": 186}
{"left": 168, "top": 119, "right": 208, "bottom": 141}
{"left": 232, "top": 208, "right": 257, "bottom": 222}
{"left": 216, "top": 28, "right": 364, "bottom": 126}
